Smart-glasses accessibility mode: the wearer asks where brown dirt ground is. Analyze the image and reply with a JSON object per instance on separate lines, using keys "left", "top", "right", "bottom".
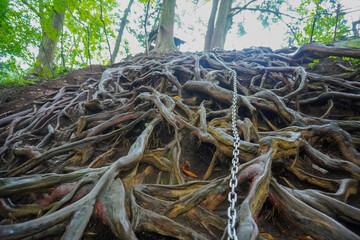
{"left": 0, "top": 65, "right": 106, "bottom": 117}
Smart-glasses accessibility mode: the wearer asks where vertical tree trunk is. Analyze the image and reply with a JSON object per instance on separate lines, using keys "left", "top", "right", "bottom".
{"left": 153, "top": 0, "right": 177, "bottom": 52}
{"left": 204, "top": 0, "right": 219, "bottom": 51}
{"left": 33, "top": 10, "right": 64, "bottom": 76}
{"left": 309, "top": 1, "right": 320, "bottom": 43}
{"left": 210, "top": 0, "right": 232, "bottom": 50}
{"left": 144, "top": 0, "right": 151, "bottom": 56}
{"left": 352, "top": 20, "right": 360, "bottom": 37}
{"left": 100, "top": 0, "right": 113, "bottom": 65}
{"left": 333, "top": 4, "right": 340, "bottom": 42}
{"left": 111, "top": 0, "right": 134, "bottom": 63}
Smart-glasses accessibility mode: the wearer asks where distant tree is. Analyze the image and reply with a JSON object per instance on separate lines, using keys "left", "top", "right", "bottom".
{"left": 148, "top": 29, "right": 185, "bottom": 50}
{"left": 0, "top": 1, "right": 38, "bottom": 60}
{"left": 290, "top": 0, "right": 350, "bottom": 45}
{"left": 0, "top": 0, "right": 40, "bottom": 84}
{"left": 204, "top": 0, "right": 219, "bottom": 51}
{"left": 129, "top": 0, "right": 186, "bottom": 53}
{"left": 204, "top": 0, "right": 290, "bottom": 50}
{"left": 33, "top": 5, "right": 65, "bottom": 76}
{"left": 209, "top": 0, "right": 232, "bottom": 50}
{"left": 0, "top": 0, "right": 119, "bottom": 83}
{"left": 111, "top": 0, "right": 134, "bottom": 63}
{"left": 353, "top": 20, "right": 360, "bottom": 37}
{"left": 0, "top": 0, "right": 67, "bottom": 77}
{"left": 153, "top": 0, "right": 177, "bottom": 52}
{"left": 60, "top": 0, "right": 118, "bottom": 68}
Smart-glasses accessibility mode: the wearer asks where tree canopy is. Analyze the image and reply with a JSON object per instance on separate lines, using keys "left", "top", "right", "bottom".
{"left": 290, "top": 0, "right": 351, "bottom": 45}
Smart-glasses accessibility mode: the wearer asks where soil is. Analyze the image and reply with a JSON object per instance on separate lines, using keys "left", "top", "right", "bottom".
{"left": 0, "top": 65, "right": 106, "bottom": 116}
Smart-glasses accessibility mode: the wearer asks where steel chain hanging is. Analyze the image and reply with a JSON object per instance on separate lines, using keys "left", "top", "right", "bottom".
{"left": 211, "top": 53, "right": 240, "bottom": 240}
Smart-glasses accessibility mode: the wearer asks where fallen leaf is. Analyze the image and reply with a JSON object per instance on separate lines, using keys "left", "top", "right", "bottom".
{"left": 260, "top": 233, "right": 274, "bottom": 240}
{"left": 182, "top": 161, "right": 197, "bottom": 178}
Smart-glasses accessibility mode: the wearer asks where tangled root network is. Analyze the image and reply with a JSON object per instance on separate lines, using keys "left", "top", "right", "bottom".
{"left": 1, "top": 43, "right": 360, "bottom": 240}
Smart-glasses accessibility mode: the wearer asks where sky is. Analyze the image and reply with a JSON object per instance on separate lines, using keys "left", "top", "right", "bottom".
{"left": 123, "top": 0, "right": 360, "bottom": 57}
{"left": 179, "top": 0, "right": 360, "bottom": 51}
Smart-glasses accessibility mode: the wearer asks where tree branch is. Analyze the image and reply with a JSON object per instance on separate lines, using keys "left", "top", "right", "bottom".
{"left": 231, "top": 6, "right": 299, "bottom": 20}
{"left": 144, "top": 0, "right": 151, "bottom": 56}
{"left": 100, "top": 0, "right": 113, "bottom": 65}
{"left": 21, "top": 0, "right": 42, "bottom": 19}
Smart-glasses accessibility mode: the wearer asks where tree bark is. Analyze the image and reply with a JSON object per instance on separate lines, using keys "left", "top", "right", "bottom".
{"left": 333, "top": 4, "right": 340, "bottom": 42}
{"left": 153, "top": 0, "right": 177, "bottom": 53}
{"left": 209, "top": 0, "right": 232, "bottom": 50}
{"left": 204, "top": 0, "right": 219, "bottom": 51}
{"left": 111, "top": 0, "right": 134, "bottom": 63}
{"left": 309, "top": 1, "right": 320, "bottom": 43}
{"left": 144, "top": 0, "right": 151, "bottom": 55}
{"left": 33, "top": 10, "right": 64, "bottom": 76}
{"left": 353, "top": 20, "right": 360, "bottom": 37}
{"left": 100, "top": 0, "right": 113, "bottom": 65}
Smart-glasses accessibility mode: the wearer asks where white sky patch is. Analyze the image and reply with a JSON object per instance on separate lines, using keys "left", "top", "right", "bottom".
{"left": 173, "top": 0, "right": 360, "bottom": 52}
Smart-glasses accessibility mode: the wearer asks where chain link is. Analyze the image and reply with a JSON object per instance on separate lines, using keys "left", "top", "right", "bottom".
{"left": 211, "top": 53, "right": 240, "bottom": 240}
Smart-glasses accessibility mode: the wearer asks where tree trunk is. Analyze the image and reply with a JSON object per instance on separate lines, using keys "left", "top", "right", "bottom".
{"left": 309, "top": 1, "right": 320, "bottom": 43}
{"left": 209, "top": 0, "right": 232, "bottom": 50}
{"left": 333, "top": 4, "right": 340, "bottom": 42}
{"left": 352, "top": 20, "right": 360, "bottom": 37}
{"left": 33, "top": 11, "right": 64, "bottom": 76}
{"left": 153, "top": 0, "right": 177, "bottom": 53}
{"left": 111, "top": 0, "right": 134, "bottom": 63}
{"left": 144, "top": 0, "right": 151, "bottom": 55}
{"left": 204, "top": 0, "right": 219, "bottom": 51}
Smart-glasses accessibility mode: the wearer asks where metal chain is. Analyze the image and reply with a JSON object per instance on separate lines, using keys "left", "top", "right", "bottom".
{"left": 211, "top": 53, "right": 240, "bottom": 240}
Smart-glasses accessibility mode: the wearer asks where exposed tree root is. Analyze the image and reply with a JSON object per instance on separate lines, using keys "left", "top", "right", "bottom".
{"left": 1, "top": 43, "right": 360, "bottom": 239}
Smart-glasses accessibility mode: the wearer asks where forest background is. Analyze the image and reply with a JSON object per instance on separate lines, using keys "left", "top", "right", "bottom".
{"left": 0, "top": 0, "right": 360, "bottom": 86}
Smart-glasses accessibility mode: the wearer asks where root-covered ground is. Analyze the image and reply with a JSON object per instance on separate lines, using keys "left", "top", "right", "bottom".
{"left": 1, "top": 43, "right": 360, "bottom": 240}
